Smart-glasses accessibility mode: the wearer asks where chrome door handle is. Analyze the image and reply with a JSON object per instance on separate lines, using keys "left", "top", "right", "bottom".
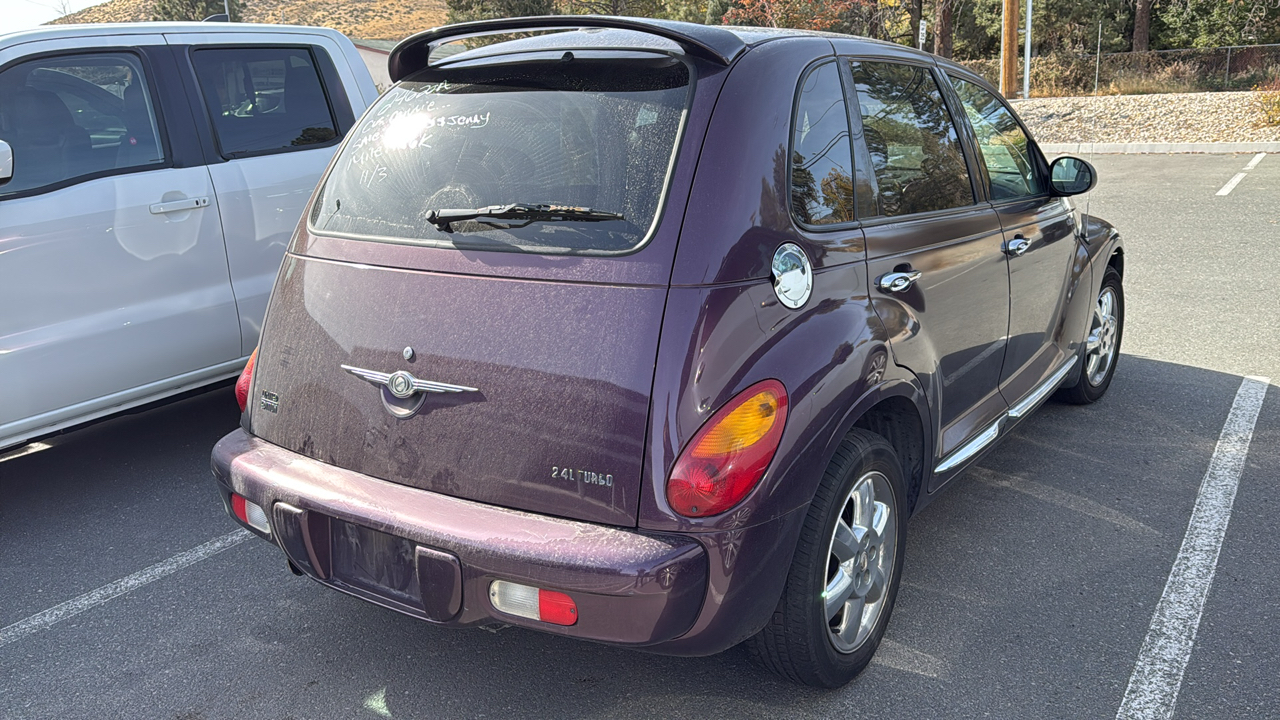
{"left": 1004, "top": 237, "right": 1032, "bottom": 256}
{"left": 149, "top": 196, "right": 210, "bottom": 214}
{"left": 877, "top": 270, "right": 922, "bottom": 293}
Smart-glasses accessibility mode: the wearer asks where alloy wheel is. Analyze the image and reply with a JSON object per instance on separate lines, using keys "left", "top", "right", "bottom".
{"left": 1085, "top": 287, "right": 1119, "bottom": 387}
{"left": 823, "top": 470, "right": 897, "bottom": 653}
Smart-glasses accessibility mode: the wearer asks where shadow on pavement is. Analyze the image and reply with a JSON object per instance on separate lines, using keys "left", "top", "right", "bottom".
{"left": 0, "top": 355, "right": 1272, "bottom": 720}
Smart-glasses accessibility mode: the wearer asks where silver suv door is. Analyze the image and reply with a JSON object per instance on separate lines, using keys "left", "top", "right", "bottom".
{"left": 0, "top": 40, "right": 241, "bottom": 449}
{"left": 170, "top": 34, "right": 367, "bottom": 355}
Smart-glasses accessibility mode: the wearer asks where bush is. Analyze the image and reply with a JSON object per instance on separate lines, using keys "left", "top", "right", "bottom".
{"left": 1034, "top": 52, "right": 1097, "bottom": 96}
{"left": 152, "top": 0, "right": 240, "bottom": 22}
{"left": 957, "top": 54, "right": 1097, "bottom": 98}
{"left": 1107, "top": 59, "right": 1202, "bottom": 95}
{"left": 1257, "top": 77, "right": 1280, "bottom": 126}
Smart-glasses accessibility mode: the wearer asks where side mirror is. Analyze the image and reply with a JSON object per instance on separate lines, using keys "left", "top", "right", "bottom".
{"left": 1049, "top": 156, "right": 1096, "bottom": 196}
{"left": 0, "top": 139, "right": 12, "bottom": 185}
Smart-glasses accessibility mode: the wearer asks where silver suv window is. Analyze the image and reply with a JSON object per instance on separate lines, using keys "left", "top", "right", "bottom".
{"left": 192, "top": 47, "right": 338, "bottom": 158}
{"left": 0, "top": 52, "right": 163, "bottom": 195}
{"left": 309, "top": 57, "right": 690, "bottom": 255}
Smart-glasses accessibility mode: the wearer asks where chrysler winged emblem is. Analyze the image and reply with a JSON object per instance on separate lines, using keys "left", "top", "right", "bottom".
{"left": 342, "top": 364, "right": 477, "bottom": 418}
{"left": 341, "top": 365, "right": 479, "bottom": 396}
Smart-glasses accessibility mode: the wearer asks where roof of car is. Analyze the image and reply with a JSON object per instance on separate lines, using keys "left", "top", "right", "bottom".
{"left": 389, "top": 16, "right": 962, "bottom": 83}
{"left": 0, "top": 22, "right": 350, "bottom": 53}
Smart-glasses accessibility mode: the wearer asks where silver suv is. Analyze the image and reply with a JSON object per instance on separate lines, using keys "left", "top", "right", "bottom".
{"left": 0, "top": 22, "right": 378, "bottom": 451}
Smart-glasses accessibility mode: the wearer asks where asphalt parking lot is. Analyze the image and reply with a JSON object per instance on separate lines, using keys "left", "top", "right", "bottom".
{"left": 2, "top": 153, "right": 1278, "bottom": 719}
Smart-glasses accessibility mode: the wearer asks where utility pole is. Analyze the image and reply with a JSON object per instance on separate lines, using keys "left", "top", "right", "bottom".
{"left": 1000, "top": 0, "right": 1019, "bottom": 98}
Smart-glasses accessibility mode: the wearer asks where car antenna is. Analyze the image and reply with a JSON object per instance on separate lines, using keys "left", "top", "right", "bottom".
{"left": 1084, "top": 19, "right": 1103, "bottom": 226}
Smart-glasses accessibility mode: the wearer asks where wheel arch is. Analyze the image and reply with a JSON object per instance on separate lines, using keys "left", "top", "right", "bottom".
{"left": 821, "top": 374, "right": 933, "bottom": 518}
{"left": 1107, "top": 245, "right": 1124, "bottom": 278}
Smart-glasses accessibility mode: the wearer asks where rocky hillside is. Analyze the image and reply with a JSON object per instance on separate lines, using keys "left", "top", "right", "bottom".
{"left": 51, "top": 0, "right": 446, "bottom": 41}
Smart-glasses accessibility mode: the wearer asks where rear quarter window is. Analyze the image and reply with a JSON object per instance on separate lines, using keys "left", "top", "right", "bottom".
{"left": 309, "top": 56, "right": 691, "bottom": 255}
{"left": 789, "top": 61, "right": 857, "bottom": 227}
{"left": 192, "top": 46, "right": 338, "bottom": 158}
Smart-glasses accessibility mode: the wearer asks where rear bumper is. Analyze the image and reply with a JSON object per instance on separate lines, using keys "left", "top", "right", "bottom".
{"left": 212, "top": 429, "right": 711, "bottom": 647}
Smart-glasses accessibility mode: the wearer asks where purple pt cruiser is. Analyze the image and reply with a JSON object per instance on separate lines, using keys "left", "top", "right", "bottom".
{"left": 212, "top": 16, "right": 1125, "bottom": 687}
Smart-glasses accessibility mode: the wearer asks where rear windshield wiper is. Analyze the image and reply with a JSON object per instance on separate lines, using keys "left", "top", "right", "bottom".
{"left": 426, "top": 203, "right": 624, "bottom": 232}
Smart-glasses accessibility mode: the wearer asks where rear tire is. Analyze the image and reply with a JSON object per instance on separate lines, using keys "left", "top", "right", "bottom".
{"left": 1059, "top": 266, "right": 1124, "bottom": 405}
{"left": 748, "top": 428, "right": 907, "bottom": 688}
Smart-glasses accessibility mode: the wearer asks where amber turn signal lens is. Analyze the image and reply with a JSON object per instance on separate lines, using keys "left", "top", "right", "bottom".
{"left": 666, "top": 379, "right": 788, "bottom": 518}
{"left": 691, "top": 390, "right": 781, "bottom": 458}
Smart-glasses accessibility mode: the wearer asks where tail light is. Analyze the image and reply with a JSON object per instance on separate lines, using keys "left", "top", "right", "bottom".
{"left": 666, "top": 379, "right": 788, "bottom": 518}
{"left": 235, "top": 347, "right": 258, "bottom": 412}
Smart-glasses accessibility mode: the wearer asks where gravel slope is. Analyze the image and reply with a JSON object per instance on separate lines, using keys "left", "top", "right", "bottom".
{"left": 50, "top": 0, "right": 446, "bottom": 40}
{"left": 1016, "top": 91, "right": 1280, "bottom": 144}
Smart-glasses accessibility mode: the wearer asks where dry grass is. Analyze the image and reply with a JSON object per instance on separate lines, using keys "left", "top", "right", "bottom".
{"left": 51, "top": 0, "right": 446, "bottom": 40}
{"left": 53, "top": 0, "right": 150, "bottom": 23}
{"left": 960, "top": 54, "right": 1280, "bottom": 98}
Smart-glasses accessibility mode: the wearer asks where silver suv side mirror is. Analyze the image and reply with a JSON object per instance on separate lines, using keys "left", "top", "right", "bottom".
{"left": 0, "top": 139, "right": 12, "bottom": 185}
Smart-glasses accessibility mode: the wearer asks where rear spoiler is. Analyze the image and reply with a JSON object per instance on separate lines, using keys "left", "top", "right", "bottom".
{"left": 388, "top": 15, "right": 748, "bottom": 83}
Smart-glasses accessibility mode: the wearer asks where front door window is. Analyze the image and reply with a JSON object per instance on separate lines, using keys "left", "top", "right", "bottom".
{"left": 950, "top": 77, "right": 1045, "bottom": 201}
{"left": 0, "top": 52, "right": 163, "bottom": 195}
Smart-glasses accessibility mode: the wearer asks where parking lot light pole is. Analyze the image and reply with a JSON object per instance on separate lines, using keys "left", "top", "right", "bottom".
{"left": 1023, "top": 0, "right": 1031, "bottom": 99}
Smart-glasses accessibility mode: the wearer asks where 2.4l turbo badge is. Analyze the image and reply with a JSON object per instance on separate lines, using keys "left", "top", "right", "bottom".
{"left": 551, "top": 466, "right": 614, "bottom": 488}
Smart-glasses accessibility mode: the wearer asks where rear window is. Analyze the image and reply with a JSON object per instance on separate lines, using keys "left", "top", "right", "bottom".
{"left": 309, "top": 56, "right": 691, "bottom": 255}
{"left": 192, "top": 47, "right": 338, "bottom": 158}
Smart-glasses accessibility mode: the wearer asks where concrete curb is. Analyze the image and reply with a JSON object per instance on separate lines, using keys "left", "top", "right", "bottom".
{"left": 1040, "top": 142, "right": 1280, "bottom": 155}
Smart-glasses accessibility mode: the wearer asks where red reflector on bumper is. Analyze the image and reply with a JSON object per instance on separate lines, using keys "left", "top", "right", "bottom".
{"left": 538, "top": 589, "right": 578, "bottom": 626}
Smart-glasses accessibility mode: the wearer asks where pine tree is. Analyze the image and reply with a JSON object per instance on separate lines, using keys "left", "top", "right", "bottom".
{"left": 152, "top": 0, "right": 242, "bottom": 22}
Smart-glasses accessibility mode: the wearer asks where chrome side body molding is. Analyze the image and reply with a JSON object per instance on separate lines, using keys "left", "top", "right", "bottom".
{"left": 1008, "top": 355, "right": 1078, "bottom": 418}
{"left": 935, "top": 421, "right": 1000, "bottom": 474}
{"left": 934, "top": 354, "right": 1079, "bottom": 474}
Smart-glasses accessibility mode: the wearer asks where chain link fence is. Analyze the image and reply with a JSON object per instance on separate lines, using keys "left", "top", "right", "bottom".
{"left": 959, "top": 43, "right": 1280, "bottom": 97}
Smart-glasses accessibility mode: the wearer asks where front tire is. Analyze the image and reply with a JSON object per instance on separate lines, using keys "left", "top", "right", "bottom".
{"left": 748, "top": 428, "right": 907, "bottom": 688}
{"left": 1060, "top": 266, "right": 1124, "bottom": 404}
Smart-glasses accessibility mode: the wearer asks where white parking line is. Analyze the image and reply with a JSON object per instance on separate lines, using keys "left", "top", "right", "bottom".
{"left": 1116, "top": 376, "right": 1270, "bottom": 720}
{"left": 1216, "top": 153, "right": 1267, "bottom": 195}
{"left": 1216, "top": 173, "right": 1249, "bottom": 196}
{"left": 0, "top": 529, "right": 251, "bottom": 650}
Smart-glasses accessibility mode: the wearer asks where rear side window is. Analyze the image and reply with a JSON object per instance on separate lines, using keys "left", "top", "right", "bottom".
{"left": 790, "top": 61, "right": 856, "bottom": 226}
{"left": 0, "top": 52, "right": 163, "bottom": 195}
{"left": 950, "top": 76, "right": 1045, "bottom": 200}
{"left": 310, "top": 57, "right": 690, "bottom": 255}
{"left": 848, "top": 61, "right": 973, "bottom": 217}
{"left": 192, "top": 47, "right": 337, "bottom": 158}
